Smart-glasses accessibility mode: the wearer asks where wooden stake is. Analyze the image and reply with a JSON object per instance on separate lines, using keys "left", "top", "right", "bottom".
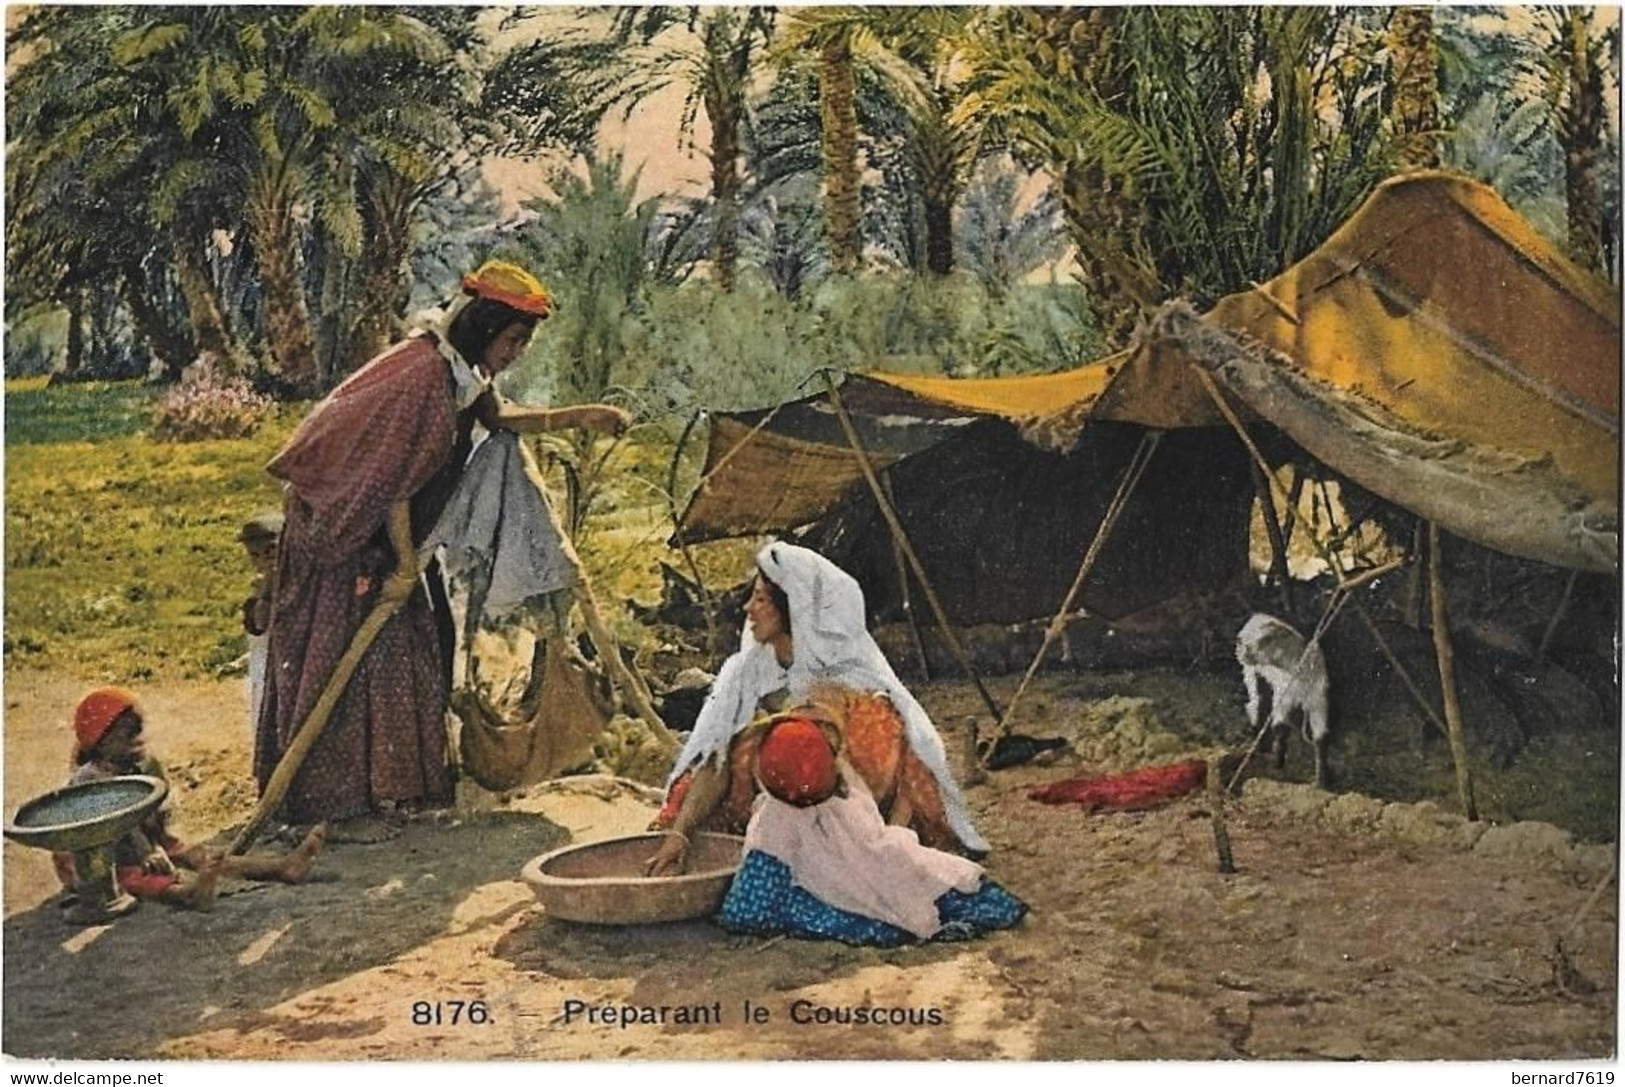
{"left": 1428, "top": 523, "right": 1478, "bottom": 821}
{"left": 881, "top": 472, "right": 933, "bottom": 680}
{"left": 1208, "top": 756, "right": 1236, "bottom": 874}
{"left": 823, "top": 374, "right": 1004, "bottom": 724}
{"left": 232, "top": 586, "right": 413, "bottom": 854}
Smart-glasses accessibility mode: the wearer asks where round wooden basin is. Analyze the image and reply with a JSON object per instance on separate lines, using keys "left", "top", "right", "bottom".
{"left": 4, "top": 776, "right": 168, "bottom": 854}
{"left": 521, "top": 832, "right": 743, "bottom": 925}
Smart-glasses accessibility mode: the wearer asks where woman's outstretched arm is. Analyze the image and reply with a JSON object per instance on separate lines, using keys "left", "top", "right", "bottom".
{"left": 645, "top": 761, "right": 730, "bottom": 876}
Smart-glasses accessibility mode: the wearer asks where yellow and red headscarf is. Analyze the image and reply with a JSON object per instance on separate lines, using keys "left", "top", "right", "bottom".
{"left": 460, "top": 260, "right": 554, "bottom": 319}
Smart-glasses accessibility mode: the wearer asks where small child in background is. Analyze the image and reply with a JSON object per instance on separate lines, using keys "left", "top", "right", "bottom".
{"left": 240, "top": 511, "right": 283, "bottom": 736}
{"left": 54, "top": 687, "right": 325, "bottom": 912}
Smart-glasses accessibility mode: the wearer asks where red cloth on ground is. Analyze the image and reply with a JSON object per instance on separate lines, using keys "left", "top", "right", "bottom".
{"left": 255, "top": 336, "right": 461, "bottom": 823}
{"left": 1027, "top": 759, "right": 1208, "bottom": 812}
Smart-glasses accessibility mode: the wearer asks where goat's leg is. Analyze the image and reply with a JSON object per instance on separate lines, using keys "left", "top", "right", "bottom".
{"left": 1242, "top": 667, "right": 1262, "bottom": 731}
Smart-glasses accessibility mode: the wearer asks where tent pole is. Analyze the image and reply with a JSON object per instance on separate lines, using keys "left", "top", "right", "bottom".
{"left": 1279, "top": 464, "right": 1307, "bottom": 556}
{"left": 881, "top": 471, "right": 934, "bottom": 681}
{"left": 1537, "top": 569, "right": 1581, "bottom": 662}
{"left": 824, "top": 374, "right": 1005, "bottom": 724}
{"left": 1251, "top": 460, "right": 1295, "bottom": 616}
{"left": 992, "top": 429, "right": 1162, "bottom": 751}
{"left": 666, "top": 411, "right": 720, "bottom": 654}
{"left": 1428, "top": 523, "right": 1479, "bottom": 821}
{"left": 517, "top": 438, "right": 677, "bottom": 749}
{"left": 1402, "top": 520, "right": 1426, "bottom": 628}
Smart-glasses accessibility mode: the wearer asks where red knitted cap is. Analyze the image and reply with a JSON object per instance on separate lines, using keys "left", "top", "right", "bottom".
{"left": 756, "top": 717, "right": 837, "bottom": 807}
{"left": 74, "top": 687, "right": 139, "bottom": 754}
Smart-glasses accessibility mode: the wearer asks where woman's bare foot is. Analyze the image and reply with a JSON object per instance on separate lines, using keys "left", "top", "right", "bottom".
{"left": 280, "top": 824, "right": 327, "bottom": 884}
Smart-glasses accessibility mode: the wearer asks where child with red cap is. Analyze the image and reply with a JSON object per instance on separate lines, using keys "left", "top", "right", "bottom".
{"left": 705, "top": 710, "right": 1026, "bottom": 946}
{"left": 54, "top": 688, "right": 326, "bottom": 912}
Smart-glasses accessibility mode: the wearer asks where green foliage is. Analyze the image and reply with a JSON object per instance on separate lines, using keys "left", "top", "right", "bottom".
{"left": 505, "top": 152, "right": 670, "bottom": 405}
{"left": 4, "top": 380, "right": 300, "bottom": 681}
{"left": 960, "top": 7, "right": 1394, "bottom": 321}
{"left": 3, "top": 378, "right": 157, "bottom": 446}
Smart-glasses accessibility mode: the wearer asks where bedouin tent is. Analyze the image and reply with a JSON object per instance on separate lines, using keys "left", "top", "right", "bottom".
{"left": 678, "top": 171, "right": 1617, "bottom": 613}
{"left": 676, "top": 170, "right": 1619, "bottom": 795}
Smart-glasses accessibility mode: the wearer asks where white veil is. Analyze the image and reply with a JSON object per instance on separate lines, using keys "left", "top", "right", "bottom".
{"left": 669, "top": 542, "right": 988, "bottom": 853}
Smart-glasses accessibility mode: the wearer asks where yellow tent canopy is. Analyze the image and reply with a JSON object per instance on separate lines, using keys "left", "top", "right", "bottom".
{"left": 680, "top": 172, "right": 1619, "bottom": 573}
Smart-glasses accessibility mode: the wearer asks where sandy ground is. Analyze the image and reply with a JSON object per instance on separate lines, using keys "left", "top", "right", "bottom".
{"left": 2, "top": 667, "right": 1615, "bottom": 1061}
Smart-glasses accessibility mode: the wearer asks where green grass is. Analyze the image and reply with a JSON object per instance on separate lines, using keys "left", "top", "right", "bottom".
{"left": 5, "top": 380, "right": 300, "bottom": 681}
{"left": 3, "top": 377, "right": 161, "bottom": 445}
{"left": 3, "top": 380, "right": 728, "bottom": 682}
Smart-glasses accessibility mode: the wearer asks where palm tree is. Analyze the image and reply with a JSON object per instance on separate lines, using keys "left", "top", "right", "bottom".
{"left": 955, "top": 157, "right": 1068, "bottom": 298}
{"left": 1389, "top": 6, "right": 1443, "bottom": 171}
{"left": 6, "top": 6, "right": 230, "bottom": 378}
{"left": 772, "top": 10, "right": 868, "bottom": 274}
{"left": 1546, "top": 8, "right": 1609, "bottom": 273}
{"left": 110, "top": 8, "right": 462, "bottom": 393}
{"left": 542, "top": 8, "right": 776, "bottom": 292}
{"left": 958, "top": 7, "right": 1393, "bottom": 343}
{"left": 511, "top": 151, "right": 668, "bottom": 401}
{"left": 775, "top": 7, "right": 985, "bottom": 278}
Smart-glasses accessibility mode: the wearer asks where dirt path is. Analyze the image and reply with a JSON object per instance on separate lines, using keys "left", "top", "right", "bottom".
{"left": 3, "top": 669, "right": 1615, "bottom": 1060}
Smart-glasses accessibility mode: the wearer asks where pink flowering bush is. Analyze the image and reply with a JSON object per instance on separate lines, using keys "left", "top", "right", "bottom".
{"left": 151, "top": 356, "right": 273, "bottom": 441}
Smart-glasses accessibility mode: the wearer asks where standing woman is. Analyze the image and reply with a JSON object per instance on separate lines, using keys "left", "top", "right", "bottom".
{"left": 256, "top": 261, "right": 628, "bottom": 835}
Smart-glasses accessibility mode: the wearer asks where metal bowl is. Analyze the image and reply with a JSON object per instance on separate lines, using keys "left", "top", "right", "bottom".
{"left": 520, "top": 832, "right": 743, "bottom": 925}
{"left": 4, "top": 776, "right": 168, "bottom": 854}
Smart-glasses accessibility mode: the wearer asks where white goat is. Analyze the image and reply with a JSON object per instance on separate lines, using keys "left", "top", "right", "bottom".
{"left": 1235, "top": 613, "right": 1332, "bottom": 787}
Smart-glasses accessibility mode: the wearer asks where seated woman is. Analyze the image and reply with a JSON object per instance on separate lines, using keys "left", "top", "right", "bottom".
{"left": 647, "top": 542, "right": 988, "bottom": 876}
{"left": 711, "top": 712, "right": 1024, "bottom": 946}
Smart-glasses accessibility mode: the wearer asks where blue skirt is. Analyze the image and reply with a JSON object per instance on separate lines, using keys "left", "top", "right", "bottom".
{"left": 716, "top": 849, "right": 1027, "bottom": 947}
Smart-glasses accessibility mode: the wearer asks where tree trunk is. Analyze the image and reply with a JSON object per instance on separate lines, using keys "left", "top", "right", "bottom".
{"left": 120, "top": 265, "right": 195, "bottom": 380}
{"left": 911, "top": 113, "right": 959, "bottom": 276}
{"left": 923, "top": 194, "right": 954, "bottom": 276}
{"left": 706, "top": 86, "right": 742, "bottom": 292}
{"left": 821, "top": 35, "right": 862, "bottom": 275}
{"left": 170, "top": 235, "right": 234, "bottom": 364}
{"left": 352, "top": 172, "right": 416, "bottom": 370}
{"left": 247, "top": 165, "right": 320, "bottom": 394}
{"left": 1389, "top": 6, "right": 1442, "bottom": 172}
{"left": 702, "top": 12, "right": 753, "bottom": 293}
{"left": 1042, "top": 8, "right": 1156, "bottom": 346}
{"left": 1558, "top": 9, "right": 1605, "bottom": 273}
{"left": 62, "top": 288, "right": 85, "bottom": 379}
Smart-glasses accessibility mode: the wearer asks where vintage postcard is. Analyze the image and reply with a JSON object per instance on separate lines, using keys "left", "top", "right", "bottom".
{"left": 2, "top": 4, "right": 1618, "bottom": 1070}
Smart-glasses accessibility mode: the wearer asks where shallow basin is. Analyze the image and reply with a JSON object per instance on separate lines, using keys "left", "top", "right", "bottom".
{"left": 520, "top": 832, "right": 744, "bottom": 925}
{"left": 4, "top": 776, "right": 168, "bottom": 854}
